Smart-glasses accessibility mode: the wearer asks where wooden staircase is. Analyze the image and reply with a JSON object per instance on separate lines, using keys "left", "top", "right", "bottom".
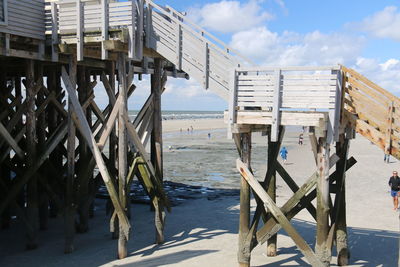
{"left": 145, "top": 0, "right": 254, "bottom": 101}
{"left": 146, "top": 0, "right": 399, "bottom": 159}
{"left": 342, "top": 66, "right": 400, "bottom": 159}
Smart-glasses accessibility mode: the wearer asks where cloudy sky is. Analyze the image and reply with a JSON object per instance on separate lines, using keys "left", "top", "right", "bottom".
{"left": 122, "top": 0, "right": 400, "bottom": 111}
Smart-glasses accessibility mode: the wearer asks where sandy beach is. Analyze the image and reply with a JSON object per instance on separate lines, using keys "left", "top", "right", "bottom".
{"left": 0, "top": 118, "right": 399, "bottom": 267}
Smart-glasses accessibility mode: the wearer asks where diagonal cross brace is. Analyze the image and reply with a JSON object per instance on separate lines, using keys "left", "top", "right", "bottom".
{"left": 256, "top": 156, "right": 356, "bottom": 245}
{"left": 237, "top": 159, "right": 325, "bottom": 267}
{"left": 61, "top": 67, "right": 131, "bottom": 240}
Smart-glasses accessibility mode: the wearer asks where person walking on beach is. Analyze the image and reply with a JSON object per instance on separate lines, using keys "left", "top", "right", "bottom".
{"left": 298, "top": 133, "right": 304, "bottom": 145}
{"left": 384, "top": 153, "right": 390, "bottom": 163}
{"left": 280, "top": 146, "right": 288, "bottom": 164}
{"left": 388, "top": 171, "right": 400, "bottom": 210}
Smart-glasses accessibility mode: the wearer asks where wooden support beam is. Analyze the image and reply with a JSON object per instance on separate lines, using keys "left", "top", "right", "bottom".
{"left": 266, "top": 132, "right": 278, "bottom": 257}
{"left": 315, "top": 137, "right": 331, "bottom": 266}
{"left": 0, "top": 121, "right": 68, "bottom": 222}
{"left": 0, "top": 122, "right": 24, "bottom": 159}
{"left": 334, "top": 135, "right": 350, "bottom": 266}
{"left": 256, "top": 154, "right": 346, "bottom": 245}
{"left": 117, "top": 53, "right": 128, "bottom": 259}
{"left": 237, "top": 159, "right": 325, "bottom": 267}
{"left": 276, "top": 162, "right": 317, "bottom": 220}
{"left": 25, "top": 59, "right": 39, "bottom": 250}
{"left": 151, "top": 58, "right": 165, "bottom": 244}
{"left": 237, "top": 132, "right": 252, "bottom": 267}
{"left": 61, "top": 66, "right": 131, "bottom": 241}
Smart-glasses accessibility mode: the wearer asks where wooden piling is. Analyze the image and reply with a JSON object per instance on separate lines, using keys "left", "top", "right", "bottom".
{"left": 64, "top": 58, "right": 77, "bottom": 254}
{"left": 25, "top": 59, "right": 39, "bottom": 250}
{"left": 237, "top": 132, "right": 252, "bottom": 267}
{"left": 0, "top": 69, "right": 11, "bottom": 230}
{"left": 151, "top": 58, "right": 165, "bottom": 244}
{"left": 335, "top": 134, "right": 350, "bottom": 266}
{"left": 266, "top": 132, "right": 277, "bottom": 257}
{"left": 315, "top": 137, "right": 331, "bottom": 266}
{"left": 76, "top": 66, "right": 91, "bottom": 233}
{"left": 108, "top": 61, "right": 119, "bottom": 240}
{"left": 36, "top": 62, "right": 49, "bottom": 231}
{"left": 117, "top": 53, "right": 128, "bottom": 259}
{"left": 47, "top": 69, "right": 62, "bottom": 218}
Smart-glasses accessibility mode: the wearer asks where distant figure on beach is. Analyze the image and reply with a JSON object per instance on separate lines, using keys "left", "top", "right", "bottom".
{"left": 384, "top": 153, "right": 390, "bottom": 163}
{"left": 388, "top": 171, "right": 400, "bottom": 210}
{"left": 280, "top": 146, "right": 288, "bottom": 164}
{"left": 180, "top": 128, "right": 182, "bottom": 133}
{"left": 187, "top": 128, "right": 190, "bottom": 133}
{"left": 208, "top": 133, "right": 211, "bottom": 139}
{"left": 298, "top": 133, "right": 304, "bottom": 145}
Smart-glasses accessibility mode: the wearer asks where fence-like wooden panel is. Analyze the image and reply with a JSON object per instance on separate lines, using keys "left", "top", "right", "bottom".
{"left": 229, "top": 66, "right": 341, "bottom": 141}
{"left": 343, "top": 66, "right": 400, "bottom": 158}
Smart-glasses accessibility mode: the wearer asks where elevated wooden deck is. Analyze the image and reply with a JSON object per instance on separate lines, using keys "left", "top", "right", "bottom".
{"left": 227, "top": 66, "right": 342, "bottom": 142}
{"left": 1, "top": 1, "right": 399, "bottom": 266}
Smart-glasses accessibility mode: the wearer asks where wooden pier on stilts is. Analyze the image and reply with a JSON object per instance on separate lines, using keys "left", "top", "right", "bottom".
{"left": 0, "top": 0, "right": 399, "bottom": 266}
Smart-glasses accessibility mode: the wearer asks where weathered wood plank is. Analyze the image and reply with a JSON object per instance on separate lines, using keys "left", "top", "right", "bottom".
{"left": 61, "top": 66, "right": 131, "bottom": 240}
{"left": 237, "top": 159, "right": 325, "bottom": 267}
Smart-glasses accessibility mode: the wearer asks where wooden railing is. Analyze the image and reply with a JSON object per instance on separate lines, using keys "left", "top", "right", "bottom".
{"left": 144, "top": 0, "right": 255, "bottom": 101}
{"left": 45, "top": 0, "right": 144, "bottom": 61}
{"left": 343, "top": 66, "right": 400, "bottom": 159}
{"left": 228, "top": 66, "right": 342, "bottom": 141}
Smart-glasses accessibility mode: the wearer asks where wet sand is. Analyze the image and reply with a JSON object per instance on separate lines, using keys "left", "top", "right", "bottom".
{"left": 0, "top": 118, "right": 399, "bottom": 267}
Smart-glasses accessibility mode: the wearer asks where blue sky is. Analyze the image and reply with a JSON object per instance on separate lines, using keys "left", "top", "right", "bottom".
{"left": 116, "top": 0, "right": 400, "bottom": 111}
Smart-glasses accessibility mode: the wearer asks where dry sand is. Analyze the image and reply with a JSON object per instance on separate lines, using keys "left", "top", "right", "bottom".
{"left": 0, "top": 118, "right": 399, "bottom": 267}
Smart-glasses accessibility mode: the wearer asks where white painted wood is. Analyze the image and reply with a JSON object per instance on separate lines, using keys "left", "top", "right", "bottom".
{"left": 128, "top": 0, "right": 135, "bottom": 60}
{"left": 228, "top": 69, "right": 237, "bottom": 138}
{"left": 271, "top": 69, "right": 282, "bottom": 141}
{"left": 136, "top": 0, "right": 144, "bottom": 60}
{"left": 51, "top": 2, "right": 59, "bottom": 62}
{"left": 101, "top": 0, "right": 108, "bottom": 59}
{"left": 76, "top": 0, "right": 84, "bottom": 61}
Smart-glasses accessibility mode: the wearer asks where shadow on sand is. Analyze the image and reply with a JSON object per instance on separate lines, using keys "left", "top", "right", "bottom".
{"left": 0, "top": 195, "right": 398, "bottom": 267}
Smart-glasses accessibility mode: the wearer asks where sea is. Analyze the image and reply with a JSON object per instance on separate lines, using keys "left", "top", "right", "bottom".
{"left": 127, "top": 110, "right": 224, "bottom": 121}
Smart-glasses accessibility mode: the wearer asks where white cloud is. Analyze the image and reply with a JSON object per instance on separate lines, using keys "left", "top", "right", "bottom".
{"left": 187, "top": 0, "right": 273, "bottom": 33}
{"left": 351, "top": 6, "right": 400, "bottom": 41}
{"left": 230, "top": 27, "right": 365, "bottom": 66}
{"left": 354, "top": 57, "right": 400, "bottom": 94}
{"left": 165, "top": 78, "right": 205, "bottom": 98}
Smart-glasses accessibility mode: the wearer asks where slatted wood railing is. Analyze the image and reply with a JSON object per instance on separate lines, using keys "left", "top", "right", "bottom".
{"left": 342, "top": 66, "right": 400, "bottom": 159}
{"left": 228, "top": 66, "right": 342, "bottom": 142}
{"left": 144, "top": 0, "right": 254, "bottom": 101}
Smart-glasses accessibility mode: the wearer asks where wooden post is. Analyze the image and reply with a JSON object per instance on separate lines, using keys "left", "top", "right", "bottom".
{"left": 25, "top": 59, "right": 39, "bottom": 250}
{"left": 0, "top": 69, "right": 10, "bottom": 230}
{"left": 266, "top": 132, "right": 277, "bottom": 257}
{"left": 65, "top": 58, "right": 77, "bottom": 254}
{"left": 237, "top": 132, "right": 251, "bottom": 267}
{"left": 385, "top": 101, "right": 394, "bottom": 162}
{"left": 36, "top": 62, "right": 49, "bottom": 231}
{"left": 108, "top": 61, "right": 119, "bottom": 239}
{"left": 335, "top": 134, "right": 350, "bottom": 266}
{"left": 117, "top": 53, "right": 128, "bottom": 259}
{"left": 76, "top": 66, "right": 92, "bottom": 233}
{"left": 151, "top": 58, "right": 165, "bottom": 244}
{"left": 315, "top": 136, "right": 331, "bottom": 266}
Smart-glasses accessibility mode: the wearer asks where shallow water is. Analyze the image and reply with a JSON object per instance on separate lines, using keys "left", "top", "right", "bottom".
{"left": 163, "top": 127, "right": 301, "bottom": 189}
